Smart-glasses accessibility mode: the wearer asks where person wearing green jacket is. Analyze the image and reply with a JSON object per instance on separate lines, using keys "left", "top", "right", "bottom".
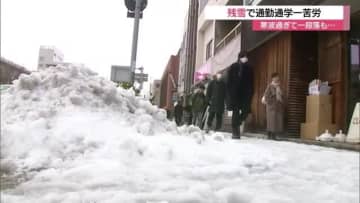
{"left": 191, "top": 85, "right": 206, "bottom": 127}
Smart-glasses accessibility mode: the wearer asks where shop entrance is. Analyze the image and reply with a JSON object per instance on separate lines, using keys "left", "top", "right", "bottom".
{"left": 349, "top": 39, "right": 360, "bottom": 128}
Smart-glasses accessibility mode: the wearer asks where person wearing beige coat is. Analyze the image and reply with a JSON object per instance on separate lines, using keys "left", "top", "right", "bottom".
{"left": 262, "top": 73, "right": 284, "bottom": 140}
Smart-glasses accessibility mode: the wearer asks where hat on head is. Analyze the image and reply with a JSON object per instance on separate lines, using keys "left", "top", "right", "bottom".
{"left": 238, "top": 51, "right": 248, "bottom": 59}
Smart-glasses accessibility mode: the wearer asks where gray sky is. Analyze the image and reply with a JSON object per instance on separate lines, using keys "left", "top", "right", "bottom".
{"left": 1, "top": 0, "right": 189, "bottom": 83}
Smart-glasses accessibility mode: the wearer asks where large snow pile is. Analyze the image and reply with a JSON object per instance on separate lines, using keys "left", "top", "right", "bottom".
{"left": 1, "top": 65, "right": 359, "bottom": 203}
{"left": 1, "top": 65, "right": 177, "bottom": 136}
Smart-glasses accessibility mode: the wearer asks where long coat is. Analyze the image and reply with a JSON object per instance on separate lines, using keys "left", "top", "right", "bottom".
{"left": 225, "top": 62, "right": 254, "bottom": 110}
{"left": 264, "top": 84, "right": 284, "bottom": 133}
{"left": 206, "top": 79, "right": 226, "bottom": 113}
{"left": 174, "top": 103, "right": 183, "bottom": 124}
{"left": 191, "top": 92, "right": 206, "bottom": 113}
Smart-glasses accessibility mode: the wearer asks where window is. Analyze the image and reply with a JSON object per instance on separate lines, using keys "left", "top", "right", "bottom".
{"left": 39, "top": 56, "right": 44, "bottom": 61}
{"left": 206, "top": 39, "right": 213, "bottom": 61}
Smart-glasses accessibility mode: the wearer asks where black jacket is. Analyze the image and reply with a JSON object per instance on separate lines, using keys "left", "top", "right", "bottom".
{"left": 191, "top": 92, "right": 206, "bottom": 113}
{"left": 206, "top": 79, "right": 226, "bottom": 113}
{"left": 174, "top": 104, "right": 183, "bottom": 119}
{"left": 225, "top": 62, "right": 254, "bottom": 110}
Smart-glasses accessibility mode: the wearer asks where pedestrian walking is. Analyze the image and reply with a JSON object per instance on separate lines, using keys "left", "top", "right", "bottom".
{"left": 183, "top": 94, "right": 193, "bottom": 125}
{"left": 165, "top": 108, "right": 170, "bottom": 119}
{"left": 205, "top": 73, "right": 226, "bottom": 133}
{"left": 191, "top": 85, "right": 206, "bottom": 127}
{"left": 174, "top": 99, "right": 183, "bottom": 126}
{"left": 262, "top": 72, "right": 284, "bottom": 140}
{"left": 225, "top": 51, "right": 254, "bottom": 139}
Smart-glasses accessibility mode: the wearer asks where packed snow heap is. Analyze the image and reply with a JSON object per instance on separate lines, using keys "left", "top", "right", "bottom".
{"left": 1, "top": 65, "right": 359, "bottom": 203}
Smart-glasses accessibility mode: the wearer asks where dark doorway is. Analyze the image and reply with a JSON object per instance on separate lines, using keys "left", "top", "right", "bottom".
{"left": 287, "top": 32, "right": 318, "bottom": 136}
{"left": 348, "top": 11, "right": 360, "bottom": 130}
{"left": 348, "top": 39, "right": 360, "bottom": 130}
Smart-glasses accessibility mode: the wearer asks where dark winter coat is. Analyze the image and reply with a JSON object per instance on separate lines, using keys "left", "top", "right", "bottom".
{"left": 191, "top": 92, "right": 206, "bottom": 113}
{"left": 225, "top": 62, "right": 254, "bottom": 110}
{"left": 174, "top": 104, "right": 183, "bottom": 120}
{"left": 206, "top": 79, "right": 226, "bottom": 113}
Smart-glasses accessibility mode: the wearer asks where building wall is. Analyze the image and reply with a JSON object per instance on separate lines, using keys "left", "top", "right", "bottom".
{"left": 178, "top": 34, "right": 187, "bottom": 95}
{"left": 318, "top": 32, "right": 349, "bottom": 131}
{"left": 247, "top": 31, "right": 350, "bottom": 136}
{"left": 184, "top": 0, "right": 199, "bottom": 96}
{"left": 160, "top": 76, "right": 168, "bottom": 109}
{"left": 194, "top": 0, "right": 244, "bottom": 88}
{"left": 242, "top": 0, "right": 319, "bottom": 51}
{"left": 0, "top": 58, "right": 31, "bottom": 84}
{"left": 196, "top": 0, "right": 241, "bottom": 78}
{"left": 198, "top": 0, "right": 210, "bottom": 15}
{"left": 178, "top": 9, "right": 189, "bottom": 96}
{"left": 215, "top": 21, "right": 239, "bottom": 46}
{"left": 241, "top": 0, "right": 357, "bottom": 136}
{"left": 38, "top": 46, "right": 64, "bottom": 70}
{"left": 196, "top": 32, "right": 204, "bottom": 72}
{"left": 212, "top": 32, "right": 241, "bottom": 74}
{"left": 197, "top": 0, "right": 217, "bottom": 35}
{"left": 160, "top": 55, "right": 180, "bottom": 111}
{"left": 247, "top": 32, "right": 291, "bottom": 132}
{"left": 198, "top": 0, "right": 230, "bottom": 23}
{"left": 196, "top": 21, "right": 215, "bottom": 71}
{"left": 169, "top": 54, "right": 180, "bottom": 108}
{"left": 203, "top": 22, "right": 215, "bottom": 63}
{"left": 151, "top": 80, "right": 161, "bottom": 107}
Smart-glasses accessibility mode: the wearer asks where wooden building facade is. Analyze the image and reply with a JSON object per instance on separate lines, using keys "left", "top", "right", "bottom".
{"left": 242, "top": 21, "right": 359, "bottom": 137}
{"left": 238, "top": 0, "right": 360, "bottom": 137}
{"left": 0, "top": 57, "right": 31, "bottom": 84}
{"left": 160, "top": 54, "right": 180, "bottom": 112}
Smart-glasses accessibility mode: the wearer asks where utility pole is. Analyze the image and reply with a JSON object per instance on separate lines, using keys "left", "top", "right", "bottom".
{"left": 241, "top": 0, "right": 247, "bottom": 51}
{"left": 125, "top": 0, "right": 147, "bottom": 84}
{"left": 138, "top": 66, "right": 144, "bottom": 90}
{"left": 112, "top": 0, "right": 147, "bottom": 90}
{"left": 130, "top": 0, "right": 142, "bottom": 74}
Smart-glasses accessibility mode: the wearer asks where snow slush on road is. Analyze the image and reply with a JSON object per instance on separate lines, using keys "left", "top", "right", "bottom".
{"left": 1, "top": 64, "right": 359, "bottom": 203}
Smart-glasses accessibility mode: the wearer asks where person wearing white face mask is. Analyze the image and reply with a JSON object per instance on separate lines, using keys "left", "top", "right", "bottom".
{"left": 262, "top": 72, "right": 284, "bottom": 140}
{"left": 225, "top": 51, "right": 254, "bottom": 139}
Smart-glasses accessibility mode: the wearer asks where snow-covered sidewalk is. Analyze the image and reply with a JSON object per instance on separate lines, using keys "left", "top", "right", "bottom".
{"left": 1, "top": 65, "right": 359, "bottom": 203}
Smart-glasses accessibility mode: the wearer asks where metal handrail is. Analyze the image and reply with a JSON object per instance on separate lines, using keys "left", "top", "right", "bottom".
{"left": 214, "top": 22, "right": 241, "bottom": 54}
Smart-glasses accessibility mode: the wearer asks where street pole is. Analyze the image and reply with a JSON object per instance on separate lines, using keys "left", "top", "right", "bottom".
{"left": 130, "top": 0, "right": 142, "bottom": 77}
{"left": 241, "top": 0, "right": 246, "bottom": 51}
{"left": 139, "top": 67, "right": 144, "bottom": 90}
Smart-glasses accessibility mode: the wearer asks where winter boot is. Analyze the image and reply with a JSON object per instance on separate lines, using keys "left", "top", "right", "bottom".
{"left": 267, "top": 132, "right": 272, "bottom": 140}
{"left": 232, "top": 127, "right": 241, "bottom": 139}
{"left": 272, "top": 133, "right": 277, "bottom": 140}
{"left": 204, "top": 125, "right": 210, "bottom": 134}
